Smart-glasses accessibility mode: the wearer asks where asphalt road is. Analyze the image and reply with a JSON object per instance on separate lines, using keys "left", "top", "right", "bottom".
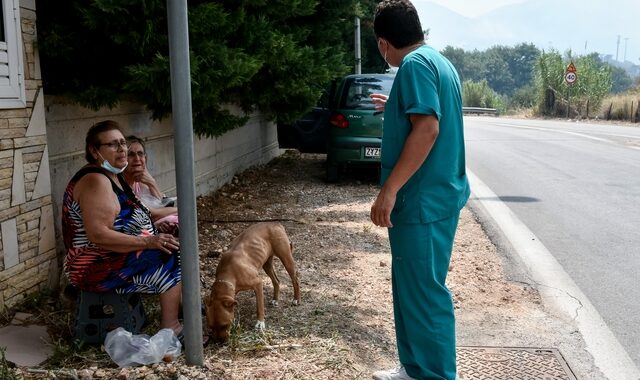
{"left": 464, "top": 116, "right": 640, "bottom": 368}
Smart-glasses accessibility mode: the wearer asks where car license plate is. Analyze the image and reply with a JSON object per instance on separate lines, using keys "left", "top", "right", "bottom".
{"left": 364, "top": 147, "right": 380, "bottom": 158}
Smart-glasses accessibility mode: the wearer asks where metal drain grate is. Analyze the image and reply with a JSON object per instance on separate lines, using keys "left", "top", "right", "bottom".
{"left": 457, "top": 346, "right": 577, "bottom": 380}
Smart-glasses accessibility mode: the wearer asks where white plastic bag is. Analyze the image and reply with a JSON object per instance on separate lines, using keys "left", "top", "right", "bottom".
{"left": 104, "top": 327, "right": 181, "bottom": 367}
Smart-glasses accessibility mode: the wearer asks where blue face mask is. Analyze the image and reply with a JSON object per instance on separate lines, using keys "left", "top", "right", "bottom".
{"left": 98, "top": 152, "right": 128, "bottom": 174}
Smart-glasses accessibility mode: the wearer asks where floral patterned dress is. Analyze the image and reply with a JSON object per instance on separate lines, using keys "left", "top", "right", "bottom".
{"left": 62, "top": 166, "right": 181, "bottom": 294}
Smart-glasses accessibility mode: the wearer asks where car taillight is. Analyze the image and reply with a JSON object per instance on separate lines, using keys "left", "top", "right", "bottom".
{"left": 329, "top": 113, "right": 349, "bottom": 129}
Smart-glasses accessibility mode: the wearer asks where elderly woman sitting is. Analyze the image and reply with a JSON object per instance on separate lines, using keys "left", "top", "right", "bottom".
{"left": 123, "top": 135, "right": 179, "bottom": 235}
{"left": 62, "top": 120, "right": 183, "bottom": 337}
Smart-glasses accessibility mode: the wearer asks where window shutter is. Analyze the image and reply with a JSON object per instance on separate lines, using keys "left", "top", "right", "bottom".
{"left": 0, "top": 0, "right": 25, "bottom": 108}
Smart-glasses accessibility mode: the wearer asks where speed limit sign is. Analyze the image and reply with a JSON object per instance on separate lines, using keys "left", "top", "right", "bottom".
{"left": 564, "top": 71, "right": 577, "bottom": 85}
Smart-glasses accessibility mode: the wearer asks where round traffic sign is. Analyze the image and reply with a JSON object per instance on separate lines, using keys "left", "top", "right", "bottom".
{"left": 564, "top": 71, "right": 577, "bottom": 85}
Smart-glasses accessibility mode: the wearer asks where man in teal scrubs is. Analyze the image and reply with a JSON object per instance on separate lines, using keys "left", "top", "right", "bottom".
{"left": 369, "top": 1, "right": 470, "bottom": 379}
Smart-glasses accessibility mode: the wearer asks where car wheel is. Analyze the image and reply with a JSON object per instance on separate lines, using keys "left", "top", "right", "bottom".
{"left": 326, "top": 162, "right": 339, "bottom": 183}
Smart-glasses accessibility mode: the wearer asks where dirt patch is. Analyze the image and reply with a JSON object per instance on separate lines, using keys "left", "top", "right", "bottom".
{"left": 8, "top": 150, "right": 544, "bottom": 379}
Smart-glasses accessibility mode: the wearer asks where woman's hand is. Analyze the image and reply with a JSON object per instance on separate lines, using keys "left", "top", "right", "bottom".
{"left": 156, "top": 221, "right": 179, "bottom": 236}
{"left": 370, "top": 93, "right": 388, "bottom": 113}
{"left": 145, "top": 233, "right": 180, "bottom": 253}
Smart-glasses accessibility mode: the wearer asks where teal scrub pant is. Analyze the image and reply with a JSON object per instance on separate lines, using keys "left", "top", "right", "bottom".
{"left": 387, "top": 212, "right": 460, "bottom": 380}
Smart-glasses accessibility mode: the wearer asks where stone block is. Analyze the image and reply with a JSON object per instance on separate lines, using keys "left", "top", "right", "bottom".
{"left": 0, "top": 139, "right": 13, "bottom": 150}
{"left": 14, "top": 136, "right": 47, "bottom": 148}
{"left": 21, "top": 145, "right": 44, "bottom": 154}
{"left": 0, "top": 108, "right": 29, "bottom": 119}
{"left": 24, "top": 162, "right": 40, "bottom": 173}
{"left": 0, "top": 128, "right": 27, "bottom": 139}
{"left": 0, "top": 159, "right": 12, "bottom": 170}
{"left": 16, "top": 209, "right": 40, "bottom": 225}
{"left": 32, "top": 146, "right": 51, "bottom": 199}
{"left": 25, "top": 171, "right": 37, "bottom": 183}
{"left": 1, "top": 219, "right": 19, "bottom": 269}
{"left": 38, "top": 205, "right": 55, "bottom": 254}
{"left": 0, "top": 188, "right": 10, "bottom": 200}
{"left": 0, "top": 167, "right": 12, "bottom": 179}
{"left": 21, "top": 19, "right": 36, "bottom": 35}
{"left": 18, "top": 247, "right": 37, "bottom": 262}
{"left": 16, "top": 222, "right": 26, "bottom": 235}
{"left": 23, "top": 152, "right": 42, "bottom": 164}
{"left": 4, "top": 294, "right": 25, "bottom": 309}
{"left": 8, "top": 118, "right": 29, "bottom": 129}
{"left": 25, "top": 249, "right": 56, "bottom": 268}
{"left": 19, "top": 196, "right": 51, "bottom": 214}
{"left": 0, "top": 149, "right": 13, "bottom": 159}
{"left": 18, "top": 223, "right": 40, "bottom": 238}
{"left": 3, "top": 268, "right": 42, "bottom": 299}
{"left": 0, "top": 177, "right": 11, "bottom": 190}
{"left": 11, "top": 149, "right": 26, "bottom": 206}
{"left": 0, "top": 205, "right": 19, "bottom": 222}
{"left": 25, "top": 79, "right": 38, "bottom": 91}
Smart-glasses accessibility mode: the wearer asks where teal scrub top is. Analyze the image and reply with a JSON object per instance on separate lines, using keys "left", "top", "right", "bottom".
{"left": 380, "top": 45, "right": 470, "bottom": 225}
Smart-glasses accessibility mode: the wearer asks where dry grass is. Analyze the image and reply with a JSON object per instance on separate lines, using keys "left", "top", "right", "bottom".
{"left": 4, "top": 151, "right": 536, "bottom": 379}
{"left": 600, "top": 89, "right": 640, "bottom": 122}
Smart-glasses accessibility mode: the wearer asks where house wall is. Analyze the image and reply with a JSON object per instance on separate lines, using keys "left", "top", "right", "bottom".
{"left": 0, "top": 1, "right": 57, "bottom": 311}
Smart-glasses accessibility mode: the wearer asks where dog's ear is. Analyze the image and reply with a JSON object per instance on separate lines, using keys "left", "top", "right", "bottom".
{"left": 221, "top": 295, "right": 237, "bottom": 309}
{"left": 205, "top": 292, "right": 214, "bottom": 307}
{"left": 223, "top": 300, "right": 237, "bottom": 308}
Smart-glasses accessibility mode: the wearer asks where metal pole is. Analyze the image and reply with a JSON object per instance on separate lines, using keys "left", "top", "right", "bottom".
{"left": 567, "top": 85, "right": 570, "bottom": 119}
{"left": 166, "top": 0, "right": 203, "bottom": 365}
{"left": 355, "top": 16, "right": 361, "bottom": 74}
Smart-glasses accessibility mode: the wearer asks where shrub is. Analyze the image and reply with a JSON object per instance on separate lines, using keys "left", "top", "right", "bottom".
{"left": 462, "top": 80, "right": 504, "bottom": 110}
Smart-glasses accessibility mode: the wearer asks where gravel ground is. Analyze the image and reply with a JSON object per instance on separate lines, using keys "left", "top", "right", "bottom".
{"left": 8, "top": 150, "right": 591, "bottom": 380}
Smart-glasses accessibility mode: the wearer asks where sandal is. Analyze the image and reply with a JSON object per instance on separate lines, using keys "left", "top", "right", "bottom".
{"left": 175, "top": 330, "right": 210, "bottom": 347}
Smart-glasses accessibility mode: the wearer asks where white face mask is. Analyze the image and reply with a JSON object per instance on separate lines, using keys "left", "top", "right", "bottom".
{"left": 97, "top": 152, "right": 128, "bottom": 174}
{"left": 382, "top": 40, "right": 397, "bottom": 68}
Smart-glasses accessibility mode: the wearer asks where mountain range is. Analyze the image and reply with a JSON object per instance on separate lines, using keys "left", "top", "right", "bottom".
{"left": 414, "top": 0, "right": 640, "bottom": 67}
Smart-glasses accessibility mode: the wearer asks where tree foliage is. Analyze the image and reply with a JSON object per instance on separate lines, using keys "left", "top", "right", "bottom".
{"left": 442, "top": 43, "right": 540, "bottom": 96}
{"left": 36, "top": 0, "right": 374, "bottom": 137}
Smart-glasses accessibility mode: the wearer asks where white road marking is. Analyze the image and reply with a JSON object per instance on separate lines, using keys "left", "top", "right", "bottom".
{"left": 467, "top": 169, "right": 640, "bottom": 380}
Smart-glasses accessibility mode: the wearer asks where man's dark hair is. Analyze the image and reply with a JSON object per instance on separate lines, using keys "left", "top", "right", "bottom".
{"left": 374, "top": 0, "right": 424, "bottom": 49}
{"left": 85, "top": 120, "right": 123, "bottom": 163}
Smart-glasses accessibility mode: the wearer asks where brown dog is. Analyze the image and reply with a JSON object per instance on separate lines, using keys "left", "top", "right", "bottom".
{"left": 205, "top": 222, "right": 301, "bottom": 342}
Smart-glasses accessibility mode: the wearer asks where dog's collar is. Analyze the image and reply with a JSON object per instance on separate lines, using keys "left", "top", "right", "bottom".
{"left": 214, "top": 279, "right": 235, "bottom": 290}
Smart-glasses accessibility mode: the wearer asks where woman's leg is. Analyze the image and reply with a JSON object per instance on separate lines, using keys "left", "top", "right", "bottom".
{"left": 160, "top": 282, "right": 182, "bottom": 334}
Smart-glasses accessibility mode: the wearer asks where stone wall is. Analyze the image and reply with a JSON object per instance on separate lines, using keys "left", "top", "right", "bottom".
{"left": 0, "top": 2, "right": 57, "bottom": 311}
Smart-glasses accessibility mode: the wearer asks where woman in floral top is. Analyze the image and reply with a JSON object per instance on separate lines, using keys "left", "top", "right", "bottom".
{"left": 62, "top": 120, "right": 183, "bottom": 337}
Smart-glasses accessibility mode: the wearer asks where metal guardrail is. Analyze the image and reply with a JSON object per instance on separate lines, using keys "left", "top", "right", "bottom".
{"left": 462, "top": 107, "right": 499, "bottom": 116}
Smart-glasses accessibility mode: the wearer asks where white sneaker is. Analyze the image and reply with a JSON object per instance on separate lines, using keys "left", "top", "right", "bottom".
{"left": 372, "top": 366, "right": 417, "bottom": 380}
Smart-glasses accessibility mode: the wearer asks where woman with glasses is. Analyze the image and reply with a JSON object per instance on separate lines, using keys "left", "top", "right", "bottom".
{"left": 61, "top": 120, "right": 183, "bottom": 339}
{"left": 123, "top": 135, "right": 179, "bottom": 235}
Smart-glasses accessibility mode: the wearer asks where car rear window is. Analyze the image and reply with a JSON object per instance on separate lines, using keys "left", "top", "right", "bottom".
{"left": 340, "top": 76, "right": 395, "bottom": 110}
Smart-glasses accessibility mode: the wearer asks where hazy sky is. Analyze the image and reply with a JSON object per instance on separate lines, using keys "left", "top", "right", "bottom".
{"left": 422, "top": 0, "right": 525, "bottom": 18}
{"left": 411, "top": 0, "right": 640, "bottom": 64}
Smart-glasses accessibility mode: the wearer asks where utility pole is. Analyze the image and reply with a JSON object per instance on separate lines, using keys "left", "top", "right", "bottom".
{"left": 623, "top": 37, "right": 629, "bottom": 62}
{"left": 355, "top": 16, "right": 362, "bottom": 74}
{"left": 616, "top": 35, "right": 620, "bottom": 61}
